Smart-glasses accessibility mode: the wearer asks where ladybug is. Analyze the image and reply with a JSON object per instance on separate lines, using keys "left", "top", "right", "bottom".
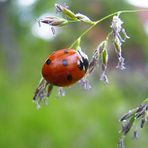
{"left": 42, "top": 48, "right": 89, "bottom": 87}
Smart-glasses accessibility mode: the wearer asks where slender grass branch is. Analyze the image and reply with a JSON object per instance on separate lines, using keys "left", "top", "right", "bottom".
{"left": 69, "top": 9, "right": 148, "bottom": 48}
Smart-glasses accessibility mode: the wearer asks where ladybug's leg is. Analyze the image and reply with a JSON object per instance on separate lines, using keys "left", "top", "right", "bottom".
{"left": 47, "top": 83, "right": 53, "bottom": 97}
{"left": 78, "top": 76, "right": 91, "bottom": 90}
{"left": 57, "top": 87, "right": 65, "bottom": 97}
{"left": 33, "top": 77, "right": 53, "bottom": 109}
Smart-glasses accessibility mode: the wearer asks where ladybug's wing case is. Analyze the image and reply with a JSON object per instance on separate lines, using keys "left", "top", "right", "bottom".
{"left": 42, "top": 49, "right": 87, "bottom": 87}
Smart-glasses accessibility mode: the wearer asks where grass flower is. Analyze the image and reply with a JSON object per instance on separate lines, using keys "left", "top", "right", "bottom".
{"left": 118, "top": 98, "right": 148, "bottom": 148}
{"left": 111, "top": 14, "right": 129, "bottom": 70}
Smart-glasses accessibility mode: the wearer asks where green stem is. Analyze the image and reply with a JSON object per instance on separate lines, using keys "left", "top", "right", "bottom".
{"left": 106, "top": 31, "right": 113, "bottom": 41}
{"left": 69, "top": 9, "right": 148, "bottom": 49}
{"left": 67, "top": 19, "right": 95, "bottom": 25}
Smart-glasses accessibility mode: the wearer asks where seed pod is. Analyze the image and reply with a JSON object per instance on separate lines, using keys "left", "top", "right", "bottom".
{"left": 55, "top": 3, "right": 77, "bottom": 20}
{"left": 118, "top": 137, "right": 125, "bottom": 148}
{"left": 120, "top": 109, "right": 137, "bottom": 121}
{"left": 75, "top": 13, "right": 94, "bottom": 24}
{"left": 40, "top": 17, "right": 68, "bottom": 27}
{"left": 102, "top": 49, "right": 108, "bottom": 66}
{"left": 114, "top": 36, "right": 122, "bottom": 54}
{"left": 57, "top": 87, "right": 65, "bottom": 97}
{"left": 121, "top": 116, "right": 135, "bottom": 135}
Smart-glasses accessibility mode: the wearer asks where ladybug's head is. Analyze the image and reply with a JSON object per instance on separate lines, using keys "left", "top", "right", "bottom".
{"left": 77, "top": 50, "right": 89, "bottom": 72}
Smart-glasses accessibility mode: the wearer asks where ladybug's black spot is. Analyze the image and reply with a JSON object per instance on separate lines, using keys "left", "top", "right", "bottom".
{"left": 62, "top": 59, "right": 68, "bottom": 66}
{"left": 46, "top": 59, "right": 51, "bottom": 65}
{"left": 67, "top": 74, "right": 72, "bottom": 81}
{"left": 64, "top": 50, "right": 68, "bottom": 54}
{"left": 78, "top": 60, "right": 83, "bottom": 70}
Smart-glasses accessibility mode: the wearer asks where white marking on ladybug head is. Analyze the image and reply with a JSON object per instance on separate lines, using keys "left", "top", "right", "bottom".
{"left": 77, "top": 50, "right": 89, "bottom": 72}
{"left": 77, "top": 50, "right": 88, "bottom": 61}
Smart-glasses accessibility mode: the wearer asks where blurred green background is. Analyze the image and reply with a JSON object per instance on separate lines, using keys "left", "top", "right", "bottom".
{"left": 0, "top": 0, "right": 148, "bottom": 148}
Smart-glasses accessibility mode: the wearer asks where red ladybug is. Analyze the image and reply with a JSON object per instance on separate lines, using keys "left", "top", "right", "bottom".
{"left": 42, "top": 48, "right": 88, "bottom": 87}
